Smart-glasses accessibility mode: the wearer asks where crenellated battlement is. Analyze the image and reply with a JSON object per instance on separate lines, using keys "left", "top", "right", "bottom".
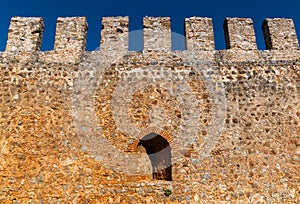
{"left": 6, "top": 17, "right": 44, "bottom": 54}
{"left": 185, "top": 17, "right": 215, "bottom": 51}
{"left": 3, "top": 16, "right": 300, "bottom": 59}
{"left": 100, "top": 16, "right": 128, "bottom": 54}
{"left": 262, "top": 18, "right": 299, "bottom": 50}
{"left": 1, "top": 15, "right": 299, "bottom": 202}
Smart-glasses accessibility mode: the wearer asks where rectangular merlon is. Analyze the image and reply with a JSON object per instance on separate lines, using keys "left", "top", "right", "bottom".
{"left": 143, "top": 17, "right": 171, "bottom": 52}
{"left": 185, "top": 17, "right": 215, "bottom": 51}
{"left": 6, "top": 17, "right": 44, "bottom": 53}
{"left": 223, "top": 18, "right": 257, "bottom": 50}
{"left": 262, "top": 18, "right": 299, "bottom": 50}
{"left": 100, "top": 16, "right": 129, "bottom": 53}
{"left": 54, "top": 17, "right": 88, "bottom": 54}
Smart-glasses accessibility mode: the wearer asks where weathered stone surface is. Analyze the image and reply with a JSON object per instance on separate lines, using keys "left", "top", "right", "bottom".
{"left": 0, "top": 16, "right": 299, "bottom": 203}
{"left": 101, "top": 16, "right": 129, "bottom": 54}
{"left": 263, "top": 18, "right": 299, "bottom": 50}
{"left": 224, "top": 17, "right": 257, "bottom": 50}
{"left": 143, "top": 17, "right": 171, "bottom": 52}
{"left": 185, "top": 17, "right": 215, "bottom": 50}
{"left": 6, "top": 17, "right": 44, "bottom": 53}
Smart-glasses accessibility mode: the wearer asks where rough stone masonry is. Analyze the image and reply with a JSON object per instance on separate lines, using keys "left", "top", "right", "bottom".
{"left": 0, "top": 16, "right": 299, "bottom": 203}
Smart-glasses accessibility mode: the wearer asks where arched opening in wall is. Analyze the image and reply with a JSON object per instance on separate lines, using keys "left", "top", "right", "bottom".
{"left": 138, "top": 132, "right": 172, "bottom": 181}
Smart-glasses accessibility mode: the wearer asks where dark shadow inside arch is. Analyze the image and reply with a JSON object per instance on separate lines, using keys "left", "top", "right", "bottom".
{"left": 138, "top": 132, "right": 172, "bottom": 181}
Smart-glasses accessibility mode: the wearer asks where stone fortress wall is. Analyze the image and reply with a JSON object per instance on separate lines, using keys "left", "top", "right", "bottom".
{"left": 0, "top": 16, "right": 299, "bottom": 203}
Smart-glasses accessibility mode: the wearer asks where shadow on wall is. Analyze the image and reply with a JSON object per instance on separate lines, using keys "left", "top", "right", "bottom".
{"left": 138, "top": 132, "right": 172, "bottom": 181}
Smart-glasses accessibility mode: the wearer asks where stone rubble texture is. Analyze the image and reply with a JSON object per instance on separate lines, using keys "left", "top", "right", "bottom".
{"left": 185, "top": 17, "right": 215, "bottom": 51}
{"left": 0, "top": 16, "right": 299, "bottom": 203}
{"left": 223, "top": 18, "right": 257, "bottom": 50}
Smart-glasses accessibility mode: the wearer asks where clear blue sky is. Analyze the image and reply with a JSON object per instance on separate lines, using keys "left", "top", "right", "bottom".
{"left": 0, "top": 0, "right": 299, "bottom": 51}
